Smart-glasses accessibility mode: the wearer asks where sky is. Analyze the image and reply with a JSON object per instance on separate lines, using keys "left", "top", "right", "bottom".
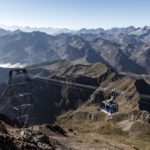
{"left": 0, "top": 0, "right": 150, "bottom": 29}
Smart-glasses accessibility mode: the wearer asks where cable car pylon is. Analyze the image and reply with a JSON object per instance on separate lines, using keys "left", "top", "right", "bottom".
{"left": 0, "top": 68, "right": 34, "bottom": 128}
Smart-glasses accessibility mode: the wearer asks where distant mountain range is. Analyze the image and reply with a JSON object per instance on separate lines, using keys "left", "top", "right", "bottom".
{"left": 0, "top": 26, "right": 150, "bottom": 74}
{"left": 1, "top": 25, "right": 150, "bottom": 36}
{"left": 0, "top": 25, "right": 76, "bottom": 35}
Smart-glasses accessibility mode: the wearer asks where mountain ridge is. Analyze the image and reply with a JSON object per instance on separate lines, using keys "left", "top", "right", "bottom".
{"left": 0, "top": 26, "right": 150, "bottom": 74}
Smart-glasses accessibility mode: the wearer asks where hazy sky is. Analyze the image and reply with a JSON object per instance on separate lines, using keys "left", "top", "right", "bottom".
{"left": 0, "top": 0, "right": 150, "bottom": 29}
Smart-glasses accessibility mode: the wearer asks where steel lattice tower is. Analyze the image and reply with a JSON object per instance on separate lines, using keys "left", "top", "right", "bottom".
{"left": 8, "top": 68, "right": 34, "bottom": 128}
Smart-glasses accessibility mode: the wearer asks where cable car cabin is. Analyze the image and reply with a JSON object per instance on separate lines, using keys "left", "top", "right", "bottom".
{"left": 100, "top": 101, "right": 118, "bottom": 115}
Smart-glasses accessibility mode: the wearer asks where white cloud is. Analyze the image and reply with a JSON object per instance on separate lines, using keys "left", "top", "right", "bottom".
{"left": 0, "top": 63, "right": 26, "bottom": 68}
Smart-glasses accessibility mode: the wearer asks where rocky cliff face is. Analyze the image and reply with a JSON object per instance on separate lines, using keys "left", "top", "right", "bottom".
{"left": 17, "top": 61, "right": 150, "bottom": 122}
